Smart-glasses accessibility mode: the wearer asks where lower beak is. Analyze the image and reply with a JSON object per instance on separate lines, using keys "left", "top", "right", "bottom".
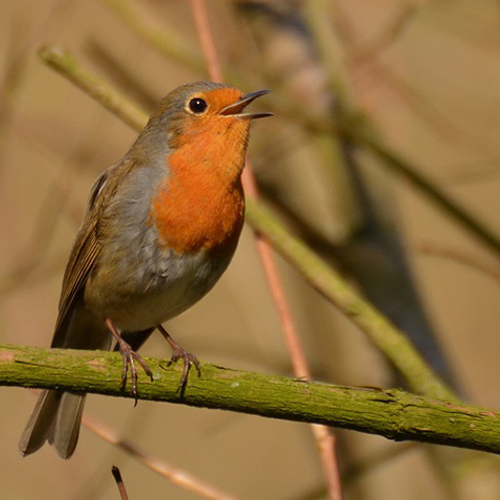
{"left": 219, "top": 90, "right": 273, "bottom": 119}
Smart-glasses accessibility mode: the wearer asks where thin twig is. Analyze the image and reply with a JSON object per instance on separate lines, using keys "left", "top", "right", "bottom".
{"left": 85, "top": 416, "right": 238, "bottom": 500}
{"left": 101, "top": 0, "right": 250, "bottom": 90}
{"left": 101, "top": 0, "right": 207, "bottom": 76}
{"left": 417, "top": 242, "right": 500, "bottom": 284}
{"left": 189, "top": 0, "right": 223, "bottom": 83}
{"left": 111, "top": 466, "right": 130, "bottom": 500}
{"left": 188, "top": 2, "right": 343, "bottom": 498}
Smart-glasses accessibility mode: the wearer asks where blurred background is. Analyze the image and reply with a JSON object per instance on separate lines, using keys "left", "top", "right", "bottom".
{"left": 1, "top": 0, "right": 500, "bottom": 499}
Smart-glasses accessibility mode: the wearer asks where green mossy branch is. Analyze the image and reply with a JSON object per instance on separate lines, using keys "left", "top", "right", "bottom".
{"left": 3, "top": 344, "right": 500, "bottom": 455}
{"left": 38, "top": 46, "right": 146, "bottom": 131}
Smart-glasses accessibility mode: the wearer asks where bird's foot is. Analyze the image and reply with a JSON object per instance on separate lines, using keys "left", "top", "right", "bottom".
{"left": 106, "top": 319, "right": 153, "bottom": 405}
{"left": 157, "top": 325, "right": 200, "bottom": 393}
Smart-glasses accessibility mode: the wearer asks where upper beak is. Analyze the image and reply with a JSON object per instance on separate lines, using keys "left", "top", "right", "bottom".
{"left": 219, "top": 90, "right": 273, "bottom": 119}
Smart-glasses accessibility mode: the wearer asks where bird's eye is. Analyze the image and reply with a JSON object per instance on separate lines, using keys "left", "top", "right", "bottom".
{"left": 188, "top": 98, "right": 208, "bottom": 114}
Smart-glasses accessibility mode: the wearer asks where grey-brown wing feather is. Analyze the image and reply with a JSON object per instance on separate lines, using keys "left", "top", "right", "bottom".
{"left": 51, "top": 159, "right": 135, "bottom": 347}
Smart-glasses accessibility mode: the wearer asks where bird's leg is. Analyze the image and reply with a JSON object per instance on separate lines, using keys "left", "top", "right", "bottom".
{"left": 157, "top": 325, "right": 201, "bottom": 392}
{"left": 105, "top": 319, "right": 153, "bottom": 404}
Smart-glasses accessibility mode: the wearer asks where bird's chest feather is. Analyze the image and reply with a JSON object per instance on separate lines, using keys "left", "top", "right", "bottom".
{"left": 149, "top": 135, "right": 246, "bottom": 257}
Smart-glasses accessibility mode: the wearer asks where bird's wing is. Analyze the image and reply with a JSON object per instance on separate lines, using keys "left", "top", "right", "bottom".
{"left": 51, "top": 159, "right": 135, "bottom": 347}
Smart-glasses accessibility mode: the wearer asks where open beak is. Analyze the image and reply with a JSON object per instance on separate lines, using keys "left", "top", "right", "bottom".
{"left": 219, "top": 90, "right": 273, "bottom": 119}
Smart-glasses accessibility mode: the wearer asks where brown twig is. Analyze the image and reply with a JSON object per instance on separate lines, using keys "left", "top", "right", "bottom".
{"left": 189, "top": 0, "right": 223, "bottom": 83}
{"left": 188, "top": 2, "right": 343, "bottom": 499}
{"left": 84, "top": 416, "right": 239, "bottom": 500}
{"left": 111, "top": 466, "right": 130, "bottom": 500}
{"left": 417, "top": 242, "right": 500, "bottom": 284}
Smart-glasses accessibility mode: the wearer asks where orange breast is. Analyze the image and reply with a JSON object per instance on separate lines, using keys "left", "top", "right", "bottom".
{"left": 149, "top": 118, "right": 247, "bottom": 256}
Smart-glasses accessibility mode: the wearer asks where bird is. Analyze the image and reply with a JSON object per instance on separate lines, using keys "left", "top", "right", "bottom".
{"left": 19, "top": 81, "right": 272, "bottom": 459}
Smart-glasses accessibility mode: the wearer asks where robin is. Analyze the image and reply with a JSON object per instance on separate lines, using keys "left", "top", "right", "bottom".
{"left": 19, "top": 81, "right": 271, "bottom": 459}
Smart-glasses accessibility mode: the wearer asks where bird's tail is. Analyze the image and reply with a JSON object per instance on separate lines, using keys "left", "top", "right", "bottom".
{"left": 19, "top": 390, "right": 86, "bottom": 459}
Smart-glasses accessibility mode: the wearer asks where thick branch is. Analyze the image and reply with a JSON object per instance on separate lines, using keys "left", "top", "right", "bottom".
{"left": 3, "top": 344, "right": 500, "bottom": 455}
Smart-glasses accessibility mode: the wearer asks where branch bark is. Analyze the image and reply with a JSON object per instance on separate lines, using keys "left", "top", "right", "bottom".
{"left": 4, "top": 344, "right": 500, "bottom": 455}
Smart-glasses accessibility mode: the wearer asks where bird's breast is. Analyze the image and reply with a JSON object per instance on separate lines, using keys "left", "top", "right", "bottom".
{"left": 149, "top": 141, "right": 246, "bottom": 258}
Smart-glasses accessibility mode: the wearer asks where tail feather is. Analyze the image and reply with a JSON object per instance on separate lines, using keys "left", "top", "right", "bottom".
{"left": 49, "top": 392, "right": 86, "bottom": 459}
{"left": 19, "top": 390, "right": 86, "bottom": 459}
{"left": 19, "top": 390, "right": 62, "bottom": 457}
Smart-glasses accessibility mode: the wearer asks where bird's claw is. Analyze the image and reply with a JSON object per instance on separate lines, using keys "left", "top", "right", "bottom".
{"left": 106, "top": 319, "right": 153, "bottom": 405}
{"left": 118, "top": 342, "right": 153, "bottom": 405}
{"left": 157, "top": 325, "right": 200, "bottom": 393}
{"left": 168, "top": 347, "right": 201, "bottom": 393}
